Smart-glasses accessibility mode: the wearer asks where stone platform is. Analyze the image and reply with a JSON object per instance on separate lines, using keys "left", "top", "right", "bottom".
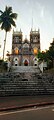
{"left": 11, "top": 66, "right": 40, "bottom": 73}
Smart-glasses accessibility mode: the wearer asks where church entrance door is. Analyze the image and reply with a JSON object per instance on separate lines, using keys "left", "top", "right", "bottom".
{"left": 24, "top": 59, "right": 29, "bottom": 66}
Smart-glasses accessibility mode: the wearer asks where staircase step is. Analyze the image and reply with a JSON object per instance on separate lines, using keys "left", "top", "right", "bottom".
{"left": 11, "top": 66, "right": 40, "bottom": 73}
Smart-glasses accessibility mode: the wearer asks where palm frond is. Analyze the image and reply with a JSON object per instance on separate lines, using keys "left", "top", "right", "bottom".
{"left": 10, "top": 13, "right": 17, "bottom": 19}
{"left": 0, "top": 17, "right": 2, "bottom": 24}
{"left": 1, "top": 21, "right": 11, "bottom": 32}
{"left": 9, "top": 18, "right": 16, "bottom": 27}
{"left": 5, "top": 6, "right": 12, "bottom": 14}
{"left": 1, "top": 22, "right": 5, "bottom": 30}
{"left": 0, "top": 10, "right": 3, "bottom": 14}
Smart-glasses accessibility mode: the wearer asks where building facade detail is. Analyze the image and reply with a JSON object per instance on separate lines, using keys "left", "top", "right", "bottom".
{"left": 11, "top": 29, "right": 40, "bottom": 66}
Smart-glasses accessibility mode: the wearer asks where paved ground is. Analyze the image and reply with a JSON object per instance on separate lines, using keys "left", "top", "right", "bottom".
{"left": 0, "top": 95, "right": 54, "bottom": 110}
{"left": 0, "top": 106, "right": 54, "bottom": 120}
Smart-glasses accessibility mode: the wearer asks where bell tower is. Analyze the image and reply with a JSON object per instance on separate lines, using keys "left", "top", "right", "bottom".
{"left": 30, "top": 29, "right": 40, "bottom": 50}
{"left": 11, "top": 29, "right": 23, "bottom": 66}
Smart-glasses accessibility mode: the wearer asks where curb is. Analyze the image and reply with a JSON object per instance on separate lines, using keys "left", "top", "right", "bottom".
{"left": 0, "top": 101, "right": 54, "bottom": 112}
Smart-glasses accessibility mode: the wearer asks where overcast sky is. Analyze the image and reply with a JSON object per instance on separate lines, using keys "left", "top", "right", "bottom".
{"left": 0, "top": 0, "right": 54, "bottom": 58}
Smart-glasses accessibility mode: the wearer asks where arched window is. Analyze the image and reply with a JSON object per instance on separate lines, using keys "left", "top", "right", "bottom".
{"left": 33, "top": 48, "right": 38, "bottom": 54}
{"left": 33, "top": 57, "right": 38, "bottom": 66}
{"left": 23, "top": 43, "right": 29, "bottom": 48}
{"left": 14, "top": 47, "right": 19, "bottom": 54}
{"left": 13, "top": 57, "right": 18, "bottom": 61}
{"left": 13, "top": 57, "right": 19, "bottom": 66}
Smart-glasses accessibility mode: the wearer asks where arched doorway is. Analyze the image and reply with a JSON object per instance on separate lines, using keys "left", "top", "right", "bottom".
{"left": 33, "top": 57, "right": 38, "bottom": 66}
{"left": 23, "top": 59, "right": 29, "bottom": 66}
{"left": 13, "top": 57, "right": 19, "bottom": 66}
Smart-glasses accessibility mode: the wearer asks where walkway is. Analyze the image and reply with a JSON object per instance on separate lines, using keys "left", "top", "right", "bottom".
{"left": 0, "top": 96, "right": 54, "bottom": 111}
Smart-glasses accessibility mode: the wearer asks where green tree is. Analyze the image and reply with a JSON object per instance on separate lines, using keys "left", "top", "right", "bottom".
{"left": 49, "top": 40, "right": 54, "bottom": 58}
{"left": 37, "top": 51, "right": 47, "bottom": 61}
{"left": 49, "top": 40, "right": 54, "bottom": 67}
{"left": 37, "top": 40, "right": 54, "bottom": 69}
{"left": 0, "top": 6, "right": 17, "bottom": 60}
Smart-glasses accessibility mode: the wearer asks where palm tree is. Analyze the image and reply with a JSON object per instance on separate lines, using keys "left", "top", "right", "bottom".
{"left": 0, "top": 6, "right": 17, "bottom": 60}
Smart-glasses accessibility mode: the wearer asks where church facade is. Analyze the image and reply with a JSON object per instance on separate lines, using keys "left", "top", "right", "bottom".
{"left": 10, "top": 29, "right": 40, "bottom": 66}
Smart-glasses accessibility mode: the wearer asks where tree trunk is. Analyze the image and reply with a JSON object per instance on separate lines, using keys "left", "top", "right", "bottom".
{"left": 3, "top": 32, "right": 7, "bottom": 60}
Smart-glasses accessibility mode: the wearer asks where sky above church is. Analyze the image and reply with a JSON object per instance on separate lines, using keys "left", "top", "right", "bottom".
{"left": 0, "top": 0, "right": 54, "bottom": 58}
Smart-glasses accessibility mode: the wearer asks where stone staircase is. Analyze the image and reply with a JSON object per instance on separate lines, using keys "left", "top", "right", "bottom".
{"left": 11, "top": 66, "right": 40, "bottom": 73}
{"left": 0, "top": 72, "right": 54, "bottom": 96}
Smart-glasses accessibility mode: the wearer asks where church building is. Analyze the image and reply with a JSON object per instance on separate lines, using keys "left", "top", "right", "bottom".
{"left": 10, "top": 29, "right": 40, "bottom": 66}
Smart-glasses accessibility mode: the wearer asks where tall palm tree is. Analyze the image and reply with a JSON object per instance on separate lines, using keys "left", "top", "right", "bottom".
{"left": 0, "top": 6, "right": 17, "bottom": 60}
